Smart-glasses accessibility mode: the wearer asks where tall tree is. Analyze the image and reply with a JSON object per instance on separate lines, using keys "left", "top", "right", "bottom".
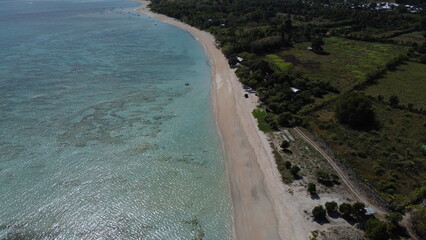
{"left": 335, "top": 92, "right": 376, "bottom": 129}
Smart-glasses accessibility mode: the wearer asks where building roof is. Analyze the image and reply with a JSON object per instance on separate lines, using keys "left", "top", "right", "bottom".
{"left": 290, "top": 87, "right": 300, "bottom": 93}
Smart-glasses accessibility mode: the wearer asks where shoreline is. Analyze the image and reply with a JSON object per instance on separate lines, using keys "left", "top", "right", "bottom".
{"left": 136, "top": 2, "right": 312, "bottom": 239}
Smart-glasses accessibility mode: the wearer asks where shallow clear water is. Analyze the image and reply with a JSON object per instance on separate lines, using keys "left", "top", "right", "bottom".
{"left": 0, "top": 0, "right": 232, "bottom": 239}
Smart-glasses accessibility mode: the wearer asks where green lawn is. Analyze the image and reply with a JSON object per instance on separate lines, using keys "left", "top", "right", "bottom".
{"left": 272, "top": 37, "right": 410, "bottom": 92}
{"left": 365, "top": 62, "right": 426, "bottom": 109}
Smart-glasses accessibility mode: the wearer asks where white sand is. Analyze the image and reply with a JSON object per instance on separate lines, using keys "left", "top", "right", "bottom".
{"left": 136, "top": 2, "right": 315, "bottom": 239}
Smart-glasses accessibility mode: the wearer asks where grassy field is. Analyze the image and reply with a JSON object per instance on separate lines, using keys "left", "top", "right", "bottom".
{"left": 265, "top": 54, "right": 293, "bottom": 71}
{"left": 364, "top": 62, "right": 426, "bottom": 109}
{"left": 390, "top": 31, "right": 425, "bottom": 45}
{"left": 308, "top": 101, "right": 426, "bottom": 205}
{"left": 267, "top": 37, "right": 410, "bottom": 92}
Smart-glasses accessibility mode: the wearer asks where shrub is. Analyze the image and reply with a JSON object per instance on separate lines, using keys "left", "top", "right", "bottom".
{"left": 389, "top": 95, "right": 399, "bottom": 106}
{"left": 311, "top": 37, "right": 324, "bottom": 53}
{"left": 365, "top": 218, "right": 389, "bottom": 240}
{"left": 278, "top": 112, "right": 293, "bottom": 127}
{"left": 316, "top": 170, "right": 331, "bottom": 183}
{"left": 290, "top": 165, "right": 301, "bottom": 178}
{"left": 325, "top": 201, "right": 338, "bottom": 213}
{"left": 250, "top": 36, "right": 282, "bottom": 53}
{"left": 385, "top": 212, "right": 403, "bottom": 234}
{"left": 339, "top": 203, "right": 352, "bottom": 217}
{"left": 352, "top": 201, "right": 366, "bottom": 220}
{"left": 284, "top": 161, "right": 292, "bottom": 169}
{"left": 281, "top": 140, "right": 290, "bottom": 149}
{"left": 312, "top": 205, "right": 326, "bottom": 220}
{"left": 307, "top": 183, "right": 316, "bottom": 195}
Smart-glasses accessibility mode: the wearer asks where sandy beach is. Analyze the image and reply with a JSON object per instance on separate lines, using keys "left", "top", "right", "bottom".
{"left": 136, "top": 2, "right": 316, "bottom": 239}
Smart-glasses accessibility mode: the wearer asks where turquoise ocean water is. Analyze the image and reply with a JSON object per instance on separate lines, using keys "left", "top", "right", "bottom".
{"left": 0, "top": 0, "right": 232, "bottom": 239}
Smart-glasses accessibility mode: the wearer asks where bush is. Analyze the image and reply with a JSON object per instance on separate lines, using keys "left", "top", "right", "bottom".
{"left": 284, "top": 161, "right": 292, "bottom": 169}
{"left": 352, "top": 201, "right": 366, "bottom": 220}
{"left": 307, "top": 183, "right": 316, "bottom": 195}
{"left": 339, "top": 203, "right": 352, "bottom": 217}
{"left": 250, "top": 36, "right": 282, "bottom": 53}
{"left": 316, "top": 170, "right": 331, "bottom": 183}
{"left": 311, "top": 37, "right": 324, "bottom": 53}
{"left": 325, "top": 201, "right": 338, "bottom": 213}
{"left": 312, "top": 205, "right": 327, "bottom": 220}
{"left": 281, "top": 140, "right": 290, "bottom": 149}
{"left": 290, "top": 165, "right": 301, "bottom": 178}
{"left": 385, "top": 212, "right": 403, "bottom": 235}
{"left": 389, "top": 95, "right": 399, "bottom": 106}
{"left": 278, "top": 112, "right": 293, "bottom": 127}
{"left": 365, "top": 218, "right": 389, "bottom": 240}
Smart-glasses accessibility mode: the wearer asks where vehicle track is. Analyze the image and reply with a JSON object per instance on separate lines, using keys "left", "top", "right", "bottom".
{"left": 293, "top": 127, "right": 387, "bottom": 217}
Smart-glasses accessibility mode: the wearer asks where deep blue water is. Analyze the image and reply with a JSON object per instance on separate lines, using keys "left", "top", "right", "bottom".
{"left": 0, "top": 0, "right": 232, "bottom": 239}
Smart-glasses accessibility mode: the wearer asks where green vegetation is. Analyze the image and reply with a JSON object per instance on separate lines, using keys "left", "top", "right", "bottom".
{"left": 325, "top": 201, "right": 338, "bottom": 213}
{"left": 272, "top": 145, "right": 294, "bottom": 184}
{"left": 284, "top": 161, "right": 292, "bottom": 169}
{"left": 274, "top": 37, "right": 410, "bottom": 92}
{"left": 290, "top": 165, "right": 301, "bottom": 179}
{"left": 280, "top": 140, "right": 290, "bottom": 150}
{"left": 365, "top": 218, "right": 389, "bottom": 240}
{"left": 385, "top": 212, "right": 403, "bottom": 236}
{"left": 307, "top": 182, "right": 317, "bottom": 195}
{"left": 391, "top": 31, "right": 426, "bottom": 45}
{"left": 266, "top": 54, "right": 292, "bottom": 71}
{"left": 335, "top": 92, "right": 376, "bottom": 129}
{"left": 312, "top": 205, "right": 327, "bottom": 220}
{"left": 308, "top": 100, "right": 426, "bottom": 205}
{"left": 352, "top": 201, "right": 366, "bottom": 220}
{"left": 339, "top": 203, "right": 353, "bottom": 217}
{"left": 252, "top": 108, "right": 276, "bottom": 132}
{"left": 365, "top": 61, "right": 426, "bottom": 109}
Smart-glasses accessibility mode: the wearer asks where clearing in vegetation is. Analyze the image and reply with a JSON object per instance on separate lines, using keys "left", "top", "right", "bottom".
{"left": 265, "top": 54, "right": 293, "bottom": 71}
{"left": 268, "top": 37, "right": 410, "bottom": 92}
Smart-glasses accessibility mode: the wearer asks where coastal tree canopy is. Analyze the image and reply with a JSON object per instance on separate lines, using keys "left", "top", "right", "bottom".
{"left": 335, "top": 92, "right": 376, "bottom": 129}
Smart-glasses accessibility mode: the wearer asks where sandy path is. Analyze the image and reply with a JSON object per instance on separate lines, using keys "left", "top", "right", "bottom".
{"left": 136, "top": 2, "right": 312, "bottom": 239}
{"left": 293, "top": 127, "right": 388, "bottom": 217}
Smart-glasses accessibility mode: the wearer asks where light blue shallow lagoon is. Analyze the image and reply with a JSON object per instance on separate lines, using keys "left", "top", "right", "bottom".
{"left": 0, "top": 0, "right": 232, "bottom": 239}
